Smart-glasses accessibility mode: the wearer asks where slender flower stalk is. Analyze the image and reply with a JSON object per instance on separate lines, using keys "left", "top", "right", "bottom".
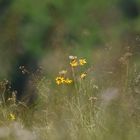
{"left": 71, "top": 66, "right": 79, "bottom": 93}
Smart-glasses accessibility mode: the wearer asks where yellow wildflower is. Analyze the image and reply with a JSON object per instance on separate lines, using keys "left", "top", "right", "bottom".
{"left": 70, "top": 59, "right": 78, "bottom": 67}
{"left": 80, "top": 73, "right": 87, "bottom": 79}
{"left": 64, "top": 78, "right": 73, "bottom": 84}
{"left": 79, "top": 59, "right": 87, "bottom": 65}
{"left": 69, "top": 55, "right": 78, "bottom": 67}
{"left": 9, "top": 113, "right": 16, "bottom": 120}
{"left": 55, "top": 76, "right": 65, "bottom": 85}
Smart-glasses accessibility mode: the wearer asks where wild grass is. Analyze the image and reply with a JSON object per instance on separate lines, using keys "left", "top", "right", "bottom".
{"left": 0, "top": 48, "right": 140, "bottom": 140}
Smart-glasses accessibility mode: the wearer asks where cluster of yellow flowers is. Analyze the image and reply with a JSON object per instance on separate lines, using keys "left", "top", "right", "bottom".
{"left": 56, "top": 76, "right": 72, "bottom": 85}
{"left": 56, "top": 70, "right": 72, "bottom": 85}
{"left": 55, "top": 55, "right": 87, "bottom": 85}
{"left": 69, "top": 56, "right": 87, "bottom": 67}
{"left": 69, "top": 56, "right": 87, "bottom": 79}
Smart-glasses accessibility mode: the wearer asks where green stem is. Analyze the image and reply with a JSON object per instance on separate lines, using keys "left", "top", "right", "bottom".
{"left": 71, "top": 67, "right": 79, "bottom": 94}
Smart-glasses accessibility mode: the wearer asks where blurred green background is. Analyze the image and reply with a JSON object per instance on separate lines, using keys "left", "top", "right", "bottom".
{"left": 0, "top": 0, "right": 140, "bottom": 82}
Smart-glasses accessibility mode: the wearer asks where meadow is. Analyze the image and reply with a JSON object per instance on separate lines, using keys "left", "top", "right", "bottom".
{"left": 0, "top": 0, "right": 140, "bottom": 139}
{"left": 0, "top": 46, "right": 140, "bottom": 140}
